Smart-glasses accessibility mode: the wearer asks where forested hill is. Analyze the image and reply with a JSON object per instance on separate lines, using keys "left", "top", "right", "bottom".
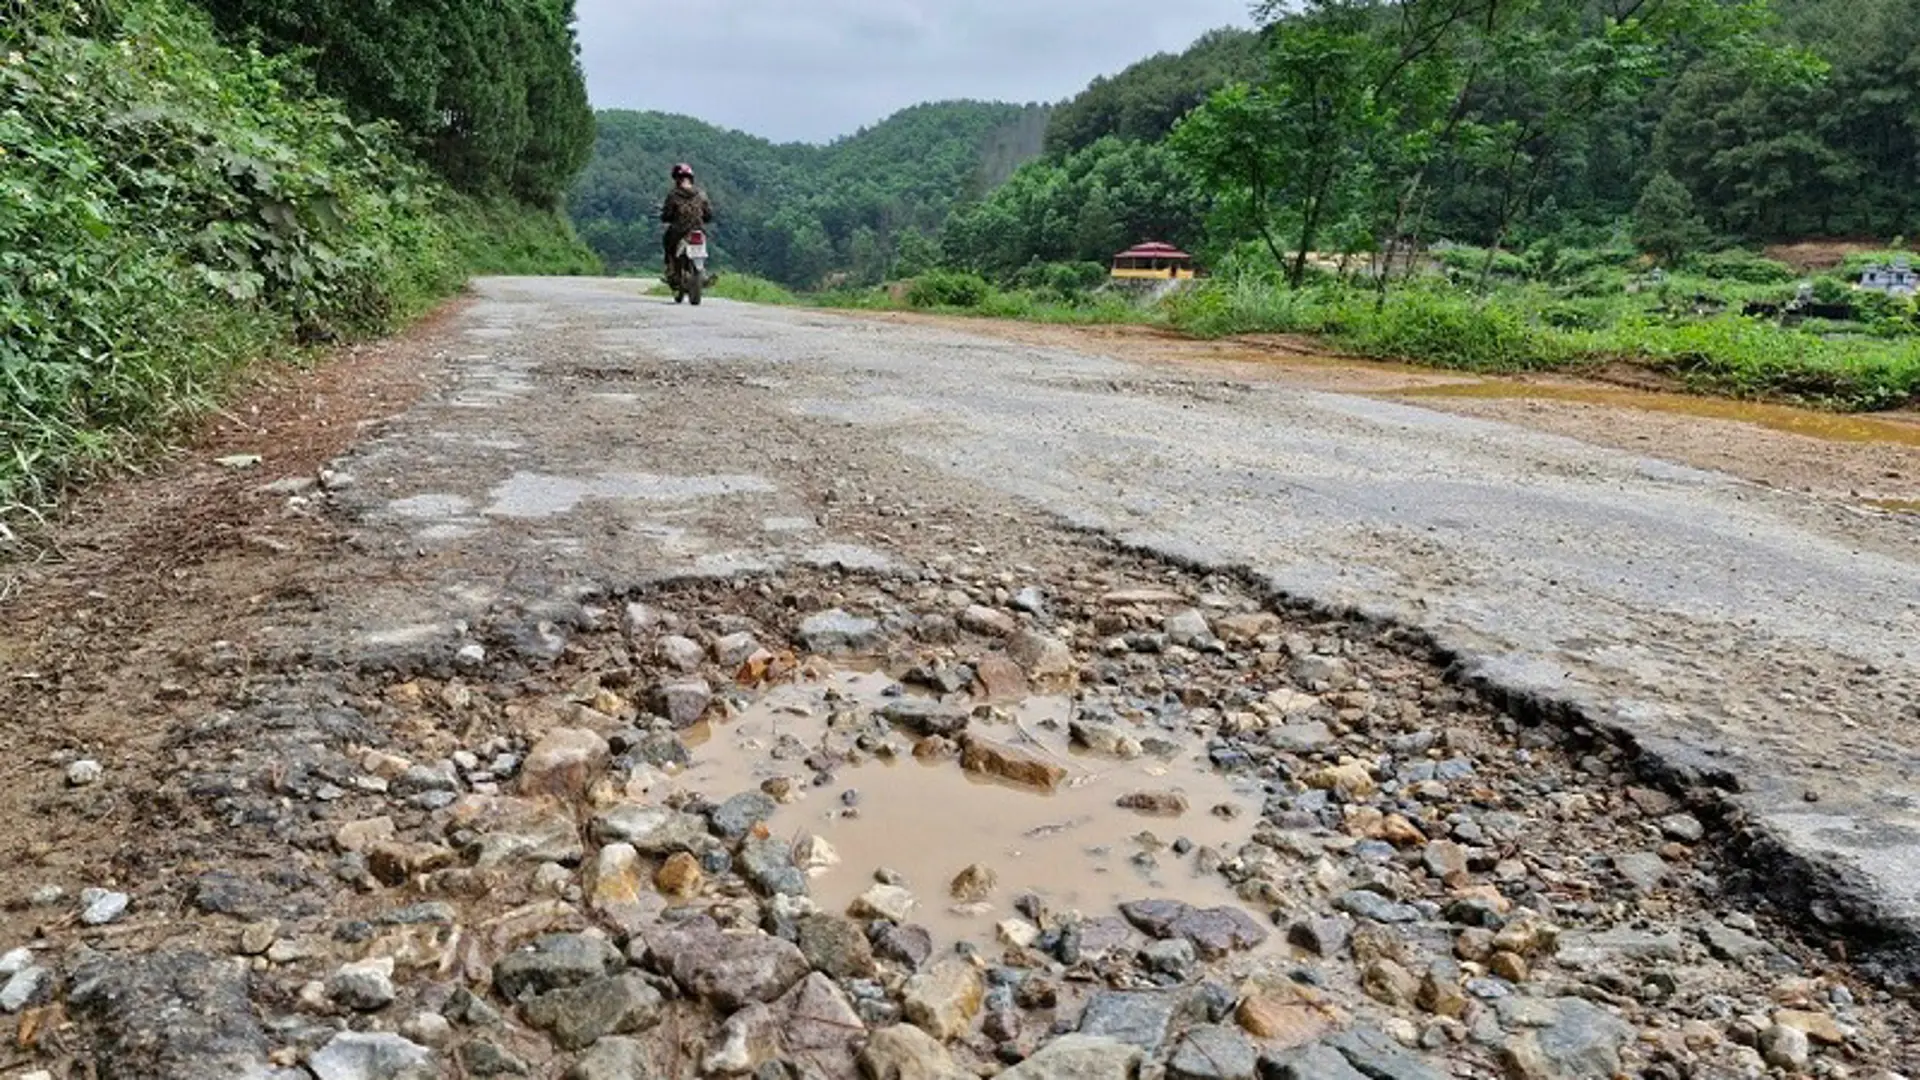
{"left": 570, "top": 103, "right": 1048, "bottom": 286}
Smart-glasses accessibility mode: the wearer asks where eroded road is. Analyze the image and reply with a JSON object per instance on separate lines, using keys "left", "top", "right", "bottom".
{"left": 2, "top": 276, "right": 1918, "bottom": 1079}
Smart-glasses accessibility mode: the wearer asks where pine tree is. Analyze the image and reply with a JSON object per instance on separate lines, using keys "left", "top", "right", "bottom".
{"left": 1633, "top": 171, "right": 1713, "bottom": 265}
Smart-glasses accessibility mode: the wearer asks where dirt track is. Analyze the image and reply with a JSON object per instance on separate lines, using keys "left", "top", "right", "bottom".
{"left": 2, "top": 279, "right": 1917, "bottom": 1079}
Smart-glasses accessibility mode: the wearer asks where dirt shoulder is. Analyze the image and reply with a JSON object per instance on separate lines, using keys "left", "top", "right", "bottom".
{"left": 820, "top": 309, "right": 1920, "bottom": 516}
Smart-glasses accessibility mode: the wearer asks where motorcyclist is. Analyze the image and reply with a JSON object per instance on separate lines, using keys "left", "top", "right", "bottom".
{"left": 660, "top": 163, "right": 713, "bottom": 283}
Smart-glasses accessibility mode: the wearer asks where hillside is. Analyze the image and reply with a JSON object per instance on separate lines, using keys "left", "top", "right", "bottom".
{"left": 2, "top": 0, "right": 596, "bottom": 521}
{"left": 570, "top": 102, "right": 1048, "bottom": 286}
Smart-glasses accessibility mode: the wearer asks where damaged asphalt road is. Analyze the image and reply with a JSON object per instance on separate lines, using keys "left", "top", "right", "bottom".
{"left": 3, "top": 275, "right": 1918, "bottom": 1079}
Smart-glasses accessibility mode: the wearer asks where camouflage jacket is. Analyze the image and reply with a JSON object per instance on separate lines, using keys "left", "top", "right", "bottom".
{"left": 660, "top": 186, "right": 713, "bottom": 233}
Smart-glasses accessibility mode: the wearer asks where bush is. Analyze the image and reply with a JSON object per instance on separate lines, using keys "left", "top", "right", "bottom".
{"left": 0, "top": 0, "right": 589, "bottom": 521}
{"left": 906, "top": 270, "right": 992, "bottom": 309}
{"left": 1682, "top": 249, "right": 1797, "bottom": 284}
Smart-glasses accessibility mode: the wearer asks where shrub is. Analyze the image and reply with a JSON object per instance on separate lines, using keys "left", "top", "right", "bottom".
{"left": 906, "top": 270, "right": 992, "bottom": 309}
{"left": 1682, "top": 249, "right": 1797, "bottom": 284}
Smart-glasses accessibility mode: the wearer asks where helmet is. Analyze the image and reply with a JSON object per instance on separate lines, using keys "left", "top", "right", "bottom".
{"left": 671, "top": 163, "right": 695, "bottom": 181}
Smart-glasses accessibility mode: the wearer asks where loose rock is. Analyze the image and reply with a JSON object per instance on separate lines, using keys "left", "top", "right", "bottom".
{"left": 959, "top": 736, "right": 1067, "bottom": 792}
{"left": 522, "top": 973, "right": 664, "bottom": 1051}
{"left": 999, "top": 1034, "right": 1145, "bottom": 1079}
{"left": 1168, "top": 1024, "right": 1257, "bottom": 1080}
{"left": 327, "top": 957, "right": 397, "bottom": 1011}
{"left": 902, "top": 958, "right": 984, "bottom": 1041}
{"left": 308, "top": 1032, "right": 436, "bottom": 1080}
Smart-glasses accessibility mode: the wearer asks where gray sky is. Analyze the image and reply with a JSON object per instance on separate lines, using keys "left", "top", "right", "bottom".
{"left": 574, "top": 0, "right": 1255, "bottom": 144}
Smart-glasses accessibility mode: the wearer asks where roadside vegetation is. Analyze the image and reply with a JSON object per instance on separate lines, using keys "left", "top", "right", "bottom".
{"left": 1, "top": 0, "right": 597, "bottom": 525}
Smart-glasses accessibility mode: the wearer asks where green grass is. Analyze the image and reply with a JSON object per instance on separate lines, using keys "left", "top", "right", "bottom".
{"left": 706, "top": 274, "right": 800, "bottom": 305}
{"left": 1164, "top": 277, "right": 1920, "bottom": 410}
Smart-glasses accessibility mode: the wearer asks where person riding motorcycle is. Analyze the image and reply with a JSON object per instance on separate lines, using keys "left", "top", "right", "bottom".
{"left": 660, "top": 163, "right": 713, "bottom": 284}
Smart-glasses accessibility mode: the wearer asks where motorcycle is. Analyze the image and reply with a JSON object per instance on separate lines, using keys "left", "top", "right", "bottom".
{"left": 669, "top": 229, "right": 710, "bottom": 305}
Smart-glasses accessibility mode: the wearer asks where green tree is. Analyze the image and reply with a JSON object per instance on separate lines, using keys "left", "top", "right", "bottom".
{"left": 1632, "top": 171, "right": 1712, "bottom": 262}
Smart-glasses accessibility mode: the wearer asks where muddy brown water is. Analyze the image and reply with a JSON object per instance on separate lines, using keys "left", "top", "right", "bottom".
{"left": 1388, "top": 380, "right": 1920, "bottom": 447}
{"left": 658, "top": 669, "right": 1264, "bottom": 948}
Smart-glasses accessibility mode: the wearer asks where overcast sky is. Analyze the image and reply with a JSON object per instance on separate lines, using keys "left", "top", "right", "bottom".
{"left": 574, "top": 0, "right": 1255, "bottom": 144}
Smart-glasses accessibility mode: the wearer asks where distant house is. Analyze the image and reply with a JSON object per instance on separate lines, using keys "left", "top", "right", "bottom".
{"left": 1111, "top": 242, "right": 1198, "bottom": 281}
{"left": 1858, "top": 257, "right": 1918, "bottom": 296}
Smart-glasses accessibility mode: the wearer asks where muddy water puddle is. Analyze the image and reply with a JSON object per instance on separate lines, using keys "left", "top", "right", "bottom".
{"left": 1387, "top": 380, "right": 1920, "bottom": 447}
{"left": 663, "top": 670, "right": 1263, "bottom": 949}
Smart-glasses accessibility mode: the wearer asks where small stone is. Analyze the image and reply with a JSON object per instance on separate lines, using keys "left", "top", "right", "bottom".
{"left": 960, "top": 737, "right": 1067, "bottom": 792}
{"left": 1612, "top": 852, "right": 1670, "bottom": 893}
{"left": 1417, "top": 967, "right": 1469, "bottom": 1018}
{"left": 400, "top": 1012, "right": 453, "bottom": 1048}
{"left": 1335, "top": 890, "right": 1419, "bottom": 925}
{"left": 658, "top": 635, "right": 707, "bottom": 672}
{"left": 518, "top": 728, "right": 611, "bottom": 799}
{"left": 328, "top": 956, "right": 397, "bottom": 1011}
{"left": 522, "top": 973, "right": 665, "bottom": 1051}
{"left": 1489, "top": 952, "right": 1530, "bottom": 983}
{"left": 1264, "top": 1044, "right": 1369, "bottom": 1080}
{"left": 704, "top": 1002, "right": 780, "bottom": 1075}
{"left": 797, "top": 914, "right": 876, "bottom": 980}
{"left": 1164, "top": 610, "right": 1213, "bottom": 648}
{"left": 1167, "top": 1023, "right": 1256, "bottom": 1080}
{"left": 657, "top": 852, "right": 705, "bottom": 899}
{"left": 650, "top": 678, "right": 714, "bottom": 729}
{"left": 1078, "top": 990, "right": 1182, "bottom": 1051}
{"left": 1307, "top": 762, "right": 1377, "bottom": 798}
{"left": 797, "top": 610, "right": 883, "bottom": 654}
{"left": 1324, "top": 1026, "right": 1444, "bottom": 1080}
{"left": 335, "top": 817, "right": 398, "bottom": 853}
{"left": 1143, "top": 938, "right": 1197, "bottom": 980}
{"left": 858, "top": 1024, "right": 963, "bottom": 1080}
{"left": 873, "top": 923, "right": 934, "bottom": 969}
{"left": 1701, "top": 922, "right": 1771, "bottom": 963}
{"left": 1659, "top": 814, "right": 1706, "bottom": 844}
{"left": 1070, "top": 720, "right": 1144, "bottom": 759}
{"left": 1117, "top": 791, "right": 1190, "bottom": 816}
{"left": 645, "top": 917, "right": 810, "bottom": 1010}
{"left": 1496, "top": 997, "right": 1635, "bottom": 1079}
{"left": 1, "top": 966, "right": 51, "bottom": 1013}
{"left": 794, "top": 834, "right": 841, "bottom": 874}
{"left": 903, "top": 958, "right": 984, "bottom": 1042}
{"left": 882, "top": 699, "right": 972, "bottom": 738}
{"left": 307, "top": 1032, "right": 436, "bottom": 1080}
{"left": 235, "top": 920, "right": 276, "bottom": 957}
{"left": 998, "top": 919, "right": 1041, "bottom": 950}
{"left": 566, "top": 1037, "right": 655, "bottom": 1080}
{"left": 458, "top": 1039, "right": 530, "bottom": 1077}
{"left": 1288, "top": 917, "right": 1353, "bottom": 958}
{"left": 1363, "top": 959, "right": 1420, "bottom": 1007}
{"left": 67, "top": 759, "right": 103, "bottom": 786}
{"left": 80, "top": 888, "right": 130, "bottom": 926}
{"left": 1774, "top": 1008, "right": 1846, "bottom": 1046}
{"left": 960, "top": 605, "right": 1018, "bottom": 637}
{"left": 492, "top": 934, "right": 624, "bottom": 1002}
{"left": 851, "top": 883, "right": 917, "bottom": 922}
{"left": 1423, "top": 841, "right": 1470, "bottom": 883}
{"left": 711, "top": 791, "right": 778, "bottom": 840}
{"left": 740, "top": 835, "right": 808, "bottom": 898}
{"left": 1000, "top": 1035, "right": 1145, "bottom": 1079}
{"left": 1006, "top": 630, "right": 1074, "bottom": 681}
{"left": 950, "top": 864, "right": 998, "bottom": 903}
{"left": 0, "top": 949, "right": 32, "bottom": 978}
{"left": 1491, "top": 915, "right": 1561, "bottom": 958}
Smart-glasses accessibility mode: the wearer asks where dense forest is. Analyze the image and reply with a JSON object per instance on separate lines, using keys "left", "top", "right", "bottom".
{"left": 2, "top": 0, "right": 597, "bottom": 518}
{"left": 571, "top": 104, "right": 1049, "bottom": 286}
{"left": 946, "top": 0, "right": 1920, "bottom": 282}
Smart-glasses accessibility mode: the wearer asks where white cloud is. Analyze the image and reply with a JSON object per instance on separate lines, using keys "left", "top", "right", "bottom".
{"left": 575, "top": 0, "right": 1254, "bottom": 142}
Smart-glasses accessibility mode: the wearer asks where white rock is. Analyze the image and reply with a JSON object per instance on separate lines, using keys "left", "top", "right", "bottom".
{"left": 328, "top": 956, "right": 397, "bottom": 1011}
{"left": 399, "top": 1012, "right": 453, "bottom": 1048}
{"left": 66, "top": 760, "right": 103, "bottom": 786}
{"left": 1, "top": 967, "right": 50, "bottom": 1012}
{"left": 794, "top": 834, "right": 842, "bottom": 875}
{"left": 0, "top": 948, "right": 31, "bottom": 977}
{"left": 308, "top": 1031, "right": 435, "bottom": 1080}
{"left": 850, "top": 884, "right": 916, "bottom": 923}
{"left": 79, "top": 888, "right": 129, "bottom": 925}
